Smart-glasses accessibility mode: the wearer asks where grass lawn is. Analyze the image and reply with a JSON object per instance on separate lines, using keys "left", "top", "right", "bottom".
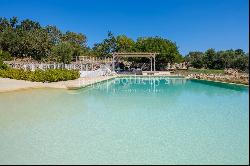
{"left": 187, "top": 68, "right": 225, "bottom": 74}
{"left": 175, "top": 68, "right": 225, "bottom": 76}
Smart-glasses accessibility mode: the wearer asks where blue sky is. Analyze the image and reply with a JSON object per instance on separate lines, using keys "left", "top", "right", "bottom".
{"left": 0, "top": 0, "right": 249, "bottom": 55}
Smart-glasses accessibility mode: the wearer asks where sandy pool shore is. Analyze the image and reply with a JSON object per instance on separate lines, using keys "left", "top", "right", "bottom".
{"left": 0, "top": 76, "right": 116, "bottom": 92}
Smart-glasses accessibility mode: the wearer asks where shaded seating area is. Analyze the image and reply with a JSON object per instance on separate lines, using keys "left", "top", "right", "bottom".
{"left": 112, "top": 52, "right": 159, "bottom": 75}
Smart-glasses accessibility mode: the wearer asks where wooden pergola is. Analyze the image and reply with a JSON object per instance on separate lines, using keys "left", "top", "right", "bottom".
{"left": 112, "top": 52, "right": 159, "bottom": 71}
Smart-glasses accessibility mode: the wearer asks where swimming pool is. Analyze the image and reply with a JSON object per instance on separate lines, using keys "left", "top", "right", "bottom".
{"left": 0, "top": 77, "right": 249, "bottom": 164}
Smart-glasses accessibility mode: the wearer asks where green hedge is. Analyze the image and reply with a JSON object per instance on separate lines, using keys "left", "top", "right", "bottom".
{"left": 0, "top": 68, "right": 80, "bottom": 82}
{"left": 0, "top": 50, "right": 13, "bottom": 61}
{"left": 0, "top": 60, "right": 8, "bottom": 70}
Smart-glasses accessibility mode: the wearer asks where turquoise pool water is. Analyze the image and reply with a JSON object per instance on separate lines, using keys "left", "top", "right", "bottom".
{"left": 0, "top": 77, "right": 249, "bottom": 164}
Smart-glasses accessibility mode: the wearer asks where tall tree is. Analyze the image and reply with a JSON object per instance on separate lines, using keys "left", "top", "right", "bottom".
{"left": 135, "top": 37, "right": 182, "bottom": 69}
{"left": 203, "top": 48, "right": 216, "bottom": 69}
{"left": 92, "top": 31, "right": 117, "bottom": 57}
{"left": 116, "top": 35, "right": 135, "bottom": 52}
{"left": 0, "top": 17, "right": 11, "bottom": 31}
{"left": 45, "top": 25, "right": 62, "bottom": 45}
{"left": 51, "top": 42, "right": 73, "bottom": 64}
{"left": 17, "top": 19, "right": 41, "bottom": 31}
{"left": 185, "top": 51, "right": 204, "bottom": 68}
{"left": 9, "top": 17, "right": 18, "bottom": 28}
{"left": 61, "top": 31, "right": 87, "bottom": 48}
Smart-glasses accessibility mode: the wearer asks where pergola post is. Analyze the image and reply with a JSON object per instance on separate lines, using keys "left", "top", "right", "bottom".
{"left": 112, "top": 54, "right": 115, "bottom": 71}
{"left": 150, "top": 57, "right": 153, "bottom": 71}
{"left": 153, "top": 55, "right": 156, "bottom": 71}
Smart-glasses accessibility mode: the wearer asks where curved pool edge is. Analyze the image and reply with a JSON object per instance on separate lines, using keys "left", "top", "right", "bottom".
{"left": 70, "top": 76, "right": 249, "bottom": 92}
{"left": 188, "top": 78, "right": 249, "bottom": 87}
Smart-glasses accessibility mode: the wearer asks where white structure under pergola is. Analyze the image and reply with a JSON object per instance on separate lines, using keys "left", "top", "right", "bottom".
{"left": 112, "top": 52, "right": 159, "bottom": 71}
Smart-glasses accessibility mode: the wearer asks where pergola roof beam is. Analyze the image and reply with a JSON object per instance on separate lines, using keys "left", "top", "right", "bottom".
{"left": 112, "top": 52, "right": 159, "bottom": 72}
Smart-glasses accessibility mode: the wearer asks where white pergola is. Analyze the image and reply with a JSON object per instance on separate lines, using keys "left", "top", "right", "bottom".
{"left": 112, "top": 52, "right": 159, "bottom": 71}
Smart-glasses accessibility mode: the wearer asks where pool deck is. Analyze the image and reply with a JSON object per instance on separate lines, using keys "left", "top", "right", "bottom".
{"left": 0, "top": 76, "right": 117, "bottom": 92}
{"left": 0, "top": 74, "right": 183, "bottom": 92}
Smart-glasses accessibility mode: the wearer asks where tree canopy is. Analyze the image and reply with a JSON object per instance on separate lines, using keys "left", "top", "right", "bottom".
{"left": 0, "top": 17, "right": 87, "bottom": 62}
{"left": 92, "top": 32, "right": 183, "bottom": 69}
{"left": 0, "top": 17, "right": 248, "bottom": 72}
{"left": 185, "top": 49, "right": 249, "bottom": 72}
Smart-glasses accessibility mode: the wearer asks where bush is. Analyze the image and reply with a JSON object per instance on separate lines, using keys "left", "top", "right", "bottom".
{"left": 0, "top": 50, "right": 13, "bottom": 61}
{"left": 0, "top": 68, "right": 80, "bottom": 82}
{"left": 0, "top": 60, "right": 8, "bottom": 70}
{"left": 51, "top": 42, "right": 74, "bottom": 64}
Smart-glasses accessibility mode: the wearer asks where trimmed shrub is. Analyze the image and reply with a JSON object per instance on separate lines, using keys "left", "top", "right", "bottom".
{"left": 0, "top": 60, "right": 8, "bottom": 70}
{"left": 0, "top": 50, "right": 13, "bottom": 61}
{"left": 0, "top": 68, "right": 80, "bottom": 82}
